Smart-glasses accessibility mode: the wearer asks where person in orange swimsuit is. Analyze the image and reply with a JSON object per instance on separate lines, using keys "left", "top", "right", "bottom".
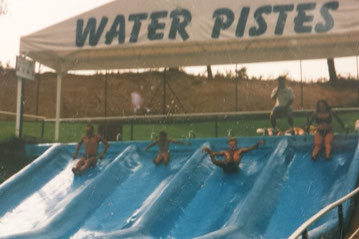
{"left": 202, "top": 138, "right": 265, "bottom": 173}
{"left": 72, "top": 124, "right": 110, "bottom": 175}
{"left": 144, "top": 131, "right": 191, "bottom": 165}
{"left": 307, "top": 100, "right": 347, "bottom": 161}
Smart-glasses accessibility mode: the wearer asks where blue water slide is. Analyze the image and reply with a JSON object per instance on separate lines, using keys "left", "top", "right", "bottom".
{"left": 0, "top": 135, "right": 358, "bottom": 239}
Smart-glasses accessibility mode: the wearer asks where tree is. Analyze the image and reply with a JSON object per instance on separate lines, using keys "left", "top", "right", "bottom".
{"left": 207, "top": 65, "right": 213, "bottom": 80}
{"left": 168, "top": 67, "right": 180, "bottom": 72}
{"left": 327, "top": 58, "right": 338, "bottom": 83}
{"left": 235, "top": 67, "right": 248, "bottom": 80}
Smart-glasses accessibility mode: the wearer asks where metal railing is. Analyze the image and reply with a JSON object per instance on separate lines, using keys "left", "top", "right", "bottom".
{"left": 288, "top": 186, "right": 359, "bottom": 239}
{"left": 0, "top": 110, "right": 47, "bottom": 139}
{"left": 349, "top": 225, "right": 359, "bottom": 239}
{"left": 1, "top": 107, "right": 358, "bottom": 141}
{"left": 2, "top": 107, "right": 358, "bottom": 125}
{"left": 47, "top": 110, "right": 273, "bottom": 140}
{"left": 0, "top": 110, "right": 46, "bottom": 121}
{"left": 43, "top": 107, "right": 359, "bottom": 124}
{"left": 44, "top": 107, "right": 359, "bottom": 140}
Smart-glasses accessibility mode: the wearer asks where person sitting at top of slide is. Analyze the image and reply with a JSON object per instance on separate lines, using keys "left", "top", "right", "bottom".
{"left": 256, "top": 127, "right": 283, "bottom": 136}
{"left": 286, "top": 127, "right": 305, "bottom": 135}
{"left": 307, "top": 99, "right": 347, "bottom": 161}
{"left": 144, "top": 131, "right": 191, "bottom": 165}
{"left": 270, "top": 76, "right": 294, "bottom": 134}
{"left": 257, "top": 127, "right": 305, "bottom": 136}
{"left": 202, "top": 138, "right": 265, "bottom": 173}
{"left": 72, "top": 124, "right": 110, "bottom": 176}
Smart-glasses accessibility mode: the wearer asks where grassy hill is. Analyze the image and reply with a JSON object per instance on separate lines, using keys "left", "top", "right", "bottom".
{"left": 0, "top": 68, "right": 358, "bottom": 119}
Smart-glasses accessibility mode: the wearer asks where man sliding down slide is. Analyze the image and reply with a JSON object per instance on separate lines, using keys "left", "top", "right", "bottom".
{"left": 72, "top": 124, "right": 109, "bottom": 176}
{"left": 202, "top": 138, "right": 264, "bottom": 173}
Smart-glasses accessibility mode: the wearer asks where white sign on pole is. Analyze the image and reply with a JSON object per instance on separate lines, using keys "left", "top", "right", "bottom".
{"left": 16, "top": 56, "right": 35, "bottom": 80}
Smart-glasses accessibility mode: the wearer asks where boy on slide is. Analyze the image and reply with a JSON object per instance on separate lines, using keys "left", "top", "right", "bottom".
{"left": 72, "top": 124, "right": 109, "bottom": 176}
{"left": 144, "top": 131, "right": 191, "bottom": 165}
{"left": 202, "top": 138, "right": 264, "bottom": 173}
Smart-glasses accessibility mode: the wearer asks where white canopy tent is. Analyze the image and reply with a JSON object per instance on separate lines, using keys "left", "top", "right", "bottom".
{"left": 18, "top": 0, "right": 359, "bottom": 141}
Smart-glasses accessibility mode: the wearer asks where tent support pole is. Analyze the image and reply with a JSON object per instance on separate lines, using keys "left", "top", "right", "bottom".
{"left": 15, "top": 78, "right": 25, "bottom": 138}
{"left": 55, "top": 73, "right": 62, "bottom": 142}
{"left": 162, "top": 69, "right": 167, "bottom": 115}
{"left": 356, "top": 56, "right": 359, "bottom": 106}
{"left": 300, "top": 60, "right": 304, "bottom": 109}
{"left": 104, "top": 70, "right": 108, "bottom": 117}
{"left": 356, "top": 56, "right": 358, "bottom": 80}
{"left": 235, "top": 64, "right": 239, "bottom": 112}
{"left": 35, "top": 64, "right": 41, "bottom": 117}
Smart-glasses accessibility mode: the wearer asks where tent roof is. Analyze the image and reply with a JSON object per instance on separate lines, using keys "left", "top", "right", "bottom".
{"left": 20, "top": 0, "right": 359, "bottom": 72}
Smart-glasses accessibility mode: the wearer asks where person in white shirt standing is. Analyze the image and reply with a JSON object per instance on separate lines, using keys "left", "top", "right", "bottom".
{"left": 270, "top": 76, "right": 294, "bottom": 134}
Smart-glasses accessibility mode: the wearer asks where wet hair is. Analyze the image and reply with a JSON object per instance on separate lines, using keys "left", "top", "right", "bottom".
{"left": 86, "top": 124, "right": 94, "bottom": 130}
{"left": 159, "top": 131, "right": 167, "bottom": 138}
{"left": 277, "top": 76, "right": 286, "bottom": 82}
{"left": 227, "top": 137, "right": 237, "bottom": 144}
{"left": 316, "top": 99, "right": 331, "bottom": 112}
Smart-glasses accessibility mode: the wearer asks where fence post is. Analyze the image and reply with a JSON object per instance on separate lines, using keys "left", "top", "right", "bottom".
{"left": 162, "top": 69, "right": 167, "bottom": 115}
{"left": 41, "top": 120, "right": 45, "bottom": 138}
{"left": 130, "top": 120, "right": 134, "bottom": 141}
{"left": 235, "top": 64, "right": 239, "bottom": 112}
{"left": 16, "top": 78, "right": 25, "bottom": 138}
{"left": 215, "top": 117, "right": 218, "bottom": 138}
{"left": 338, "top": 204, "right": 344, "bottom": 239}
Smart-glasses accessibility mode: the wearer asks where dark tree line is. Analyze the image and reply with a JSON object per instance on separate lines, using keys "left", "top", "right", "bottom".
{"left": 327, "top": 58, "right": 338, "bottom": 83}
{"left": 206, "top": 59, "right": 340, "bottom": 83}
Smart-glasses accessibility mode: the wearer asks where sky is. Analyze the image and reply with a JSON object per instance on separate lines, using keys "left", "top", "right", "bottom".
{"left": 1, "top": 0, "right": 359, "bottom": 82}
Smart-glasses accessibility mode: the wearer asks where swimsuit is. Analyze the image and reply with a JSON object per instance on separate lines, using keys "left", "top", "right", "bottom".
{"left": 212, "top": 151, "right": 240, "bottom": 173}
{"left": 316, "top": 115, "right": 332, "bottom": 124}
{"left": 317, "top": 129, "right": 332, "bottom": 137}
{"left": 219, "top": 161, "right": 239, "bottom": 173}
{"left": 316, "top": 114, "right": 332, "bottom": 136}
{"left": 83, "top": 154, "right": 97, "bottom": 159}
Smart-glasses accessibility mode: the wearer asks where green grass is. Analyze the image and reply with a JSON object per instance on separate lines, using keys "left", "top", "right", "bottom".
{"left": 1, "top": 112, "right": 356, "bottom": 143}
{"left": 0, "top": 120, "right": 16, "bottom": 141}
{"left": 0, "top": 120, "right": 89, "bottom": 143}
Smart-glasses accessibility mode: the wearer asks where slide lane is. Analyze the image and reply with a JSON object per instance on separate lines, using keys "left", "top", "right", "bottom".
{"left": 263, "top": 137, "right": 359, "bottom": 238}
{"left": 0, "top": 145, "right": 136, "bottom": 239}
{"left": 71, "top": 145, "right": 197, "bottom": 239}
{"left": 0, "top": 144, "right": 70, "bottom": 219}
{"left": 195, "top": 139, "right": 292, "bottom": 239}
